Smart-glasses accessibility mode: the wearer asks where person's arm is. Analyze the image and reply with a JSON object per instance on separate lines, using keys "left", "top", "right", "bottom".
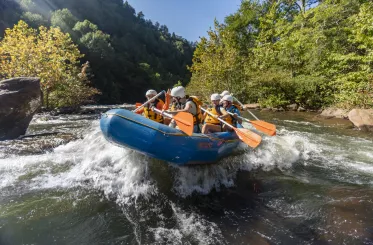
{"left": 233, "top": 108, "right": 242, "bottom": 124}
{"left": 202, "top": 111, "right": 207, "bottom": 121}
{"left": 218, "top": 108, "right": 229, "bottom": 119}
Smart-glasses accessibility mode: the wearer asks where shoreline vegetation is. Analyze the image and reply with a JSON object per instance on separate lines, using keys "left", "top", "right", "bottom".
{"left": 0, "top": 0, "right": 372, "bottom": 131}
{"left": 187, "top": 0, "right": 373, "bottom": 111}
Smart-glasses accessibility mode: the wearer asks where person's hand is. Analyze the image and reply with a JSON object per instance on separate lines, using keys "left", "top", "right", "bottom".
{"left": 233, "top": 113, "right": 238, "bottom": 119}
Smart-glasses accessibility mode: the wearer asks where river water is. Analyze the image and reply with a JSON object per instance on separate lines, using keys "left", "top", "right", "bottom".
{"left": 0, "top": 108, "right": 373, "bottom": 245}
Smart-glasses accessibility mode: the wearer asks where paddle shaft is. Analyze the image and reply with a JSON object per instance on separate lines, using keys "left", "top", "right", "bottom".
{"left": 152, "top": 107, "right": 173, "bottom": 119}
{"left": 200, "top": 107, "right": 234, "bottom": 129}
{"left": 133, "top": 90, "right": 165, "bottom": 113}
{"left": 231, "top": 95, "right": 259, "bottom": 120}
{"left": 227, "top": 111, "right": 250, "bottom": 123}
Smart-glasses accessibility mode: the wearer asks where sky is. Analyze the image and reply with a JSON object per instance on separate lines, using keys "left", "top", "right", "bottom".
{"left": 126, "top": 0, "right": 242, "bottom": 42}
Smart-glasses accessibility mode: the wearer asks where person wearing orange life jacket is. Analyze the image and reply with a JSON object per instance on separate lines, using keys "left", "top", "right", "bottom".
{"left": 219, "top": 95, "right": 243, "bottom": 131}
{"left": 136, "top": 89, "right": 166, "bottom": 123}
{"left": 166, "top": 86, "right": 203, "bottom": 133}
{"left": 202, "top": 93, "right": 228, "bottom": 134}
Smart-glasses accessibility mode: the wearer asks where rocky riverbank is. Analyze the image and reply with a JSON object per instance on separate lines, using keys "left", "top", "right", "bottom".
{"left": 243, "top": 104, "right": 373, "bottom": 132}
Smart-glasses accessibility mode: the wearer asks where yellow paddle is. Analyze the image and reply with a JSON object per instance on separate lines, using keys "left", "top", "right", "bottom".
{"left": 152, "top": 107, "right": 194, "bottom": 136}
{"left": 227, "top": 112, "right": 276, "bottom": 136}
{"left": 231, "top": 95, "right": 276, "bottom": 136}
{"left": 200, "top": 107, "right": 261, "bottom": 148}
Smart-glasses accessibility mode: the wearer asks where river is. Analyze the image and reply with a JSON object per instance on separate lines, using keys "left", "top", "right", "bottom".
{"left": 0, "top": 108, "right": 373, "bottom": 245}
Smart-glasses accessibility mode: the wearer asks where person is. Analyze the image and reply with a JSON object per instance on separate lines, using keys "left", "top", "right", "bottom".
{"left": 219, "top": 90, "right": 243, "bottom": 111}
{"left": 166, "top": 86, "right": 203, "bottom": 133}
{"left": 219, "top": 95, "right": 242, "bottom": 131}
{"left": 220, "top": 90, "right": 230, "bottom": 98}
{"left": 136, "top": 89, "right": 165, "bottom": 123}
{"left": 202, "top": 93, "right": 227, "bottom": 134}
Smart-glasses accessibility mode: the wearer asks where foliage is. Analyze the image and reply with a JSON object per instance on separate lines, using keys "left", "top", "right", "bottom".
{"left": 0, "top": 21, "right": 99, "bottom": 108}
{"left": 1, "top": 0, "right": 194, "bottom": 104}
{"left": 188, "top": 0, "right": 373, "bottom": 109}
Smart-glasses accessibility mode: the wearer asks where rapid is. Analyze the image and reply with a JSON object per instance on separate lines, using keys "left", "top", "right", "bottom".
{"left": 1, "top": 108, "right": 373, "bottom": 245}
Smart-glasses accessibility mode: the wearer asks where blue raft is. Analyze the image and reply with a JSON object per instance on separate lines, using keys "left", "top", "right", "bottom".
{"left": 100, "top": 109, "right": 241, "bottom": 166}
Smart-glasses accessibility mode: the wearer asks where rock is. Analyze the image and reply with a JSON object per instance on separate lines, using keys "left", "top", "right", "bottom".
{"left": 0, "top": 77, "right": 41, "bottom": 140}
{"left": 320, "top": 107, "right": 349, "bottom": 119}
{"left": 297, "top": 106, "right": 306, "bottom": 112}
{"left": 348, "top": 109, "right": 373, "bottom": 131}
{"left": 287, "top": 104, "right": 298, "bottom": 111}
{"left": 243, "top": 103, "right": 260, "bottom": 109}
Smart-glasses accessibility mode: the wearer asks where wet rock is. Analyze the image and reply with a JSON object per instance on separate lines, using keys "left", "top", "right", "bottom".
{"left": 348, "top": 109, "right": 373, "bottom": 131}
{"left": 287, "top": 104, "right": 298, "bottom": 111}
{"left": 244, "top": 103, "right": 260, "bottom": 109}
{"left": 0, "top": 77, "right": 41, "bottom": 140}
{"left": 320, "top": 107, "right": 349, "bottom": 119}
{"left": 0, "top": 132, "right": 78, "bottom": 156}
{"left": 297, "top": 107, "right": 306, "bottom": 112}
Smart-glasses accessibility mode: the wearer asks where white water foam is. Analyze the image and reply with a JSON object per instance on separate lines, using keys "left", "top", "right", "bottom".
{"left": 171, "top": 127, "right": 323, "bottom": 197}
{"left": 2, "top": 117, "right": 373, "bottom": 202}
{"left": 0, "top": 121, "right": 156, "bottom": 204}
{"left": 150, "top": 203, "right": 225, "bottom": 245}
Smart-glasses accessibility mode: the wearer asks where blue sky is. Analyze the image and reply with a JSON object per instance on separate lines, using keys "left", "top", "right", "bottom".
{"left": 126, "top": 0, "right": 242, "bottom": 42}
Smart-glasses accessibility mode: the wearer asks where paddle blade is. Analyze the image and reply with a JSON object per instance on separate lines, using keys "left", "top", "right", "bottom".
{"left": 250, "top": 120, "right": 276, "bottom": 136}
{"left": 234, "top": 128, "right": 262, "bottom": 148}
{"left": 173, "top": 112, "right": 194, "bottom": 136}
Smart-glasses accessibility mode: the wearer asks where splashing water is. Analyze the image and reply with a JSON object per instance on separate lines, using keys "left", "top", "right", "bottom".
{"left": 1, "top": 110, "right": 373, "bottom": 244}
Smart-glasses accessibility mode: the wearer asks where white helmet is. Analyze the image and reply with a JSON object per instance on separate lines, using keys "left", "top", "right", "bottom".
{"left": 145, "top": 89, "right": 157, "bottom": 97}
{"left": 222, "top": 95, "right": 233, "bottom": 103}
{"left": 210, "top": 93, "right": 221, "bottom": 101}
{"left": 220, "top": 90, "right": 230, "bottom": 97}
{"left": 171, "top": 86, "right": 185, "bottom": 98}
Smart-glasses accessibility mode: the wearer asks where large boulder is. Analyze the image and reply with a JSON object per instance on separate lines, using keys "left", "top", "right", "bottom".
{"left": 0, "top": 77, "right": 41, "bottom": 140}
{"left": 320, "top": 107, "right": 349, "bottom": 119}
{"left": 348, "top": 109, "right": 373, "bottom": 131}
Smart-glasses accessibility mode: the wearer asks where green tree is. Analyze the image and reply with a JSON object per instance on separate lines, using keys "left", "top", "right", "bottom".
{"left": 0, "top": 21, "right": 99, "bottom": 108}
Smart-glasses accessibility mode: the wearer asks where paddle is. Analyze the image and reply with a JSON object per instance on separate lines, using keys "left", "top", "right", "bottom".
{"left": 231, "top": 95, "right": 276, "bottom": 136}
{"left": 200, "top": 107, "right": 261, "bottom": 148}
{"left": 133, "top": 90, "right": 165, "bottom": 113}
{"left": 227, "top": 112, "right": 276, "bottom": 136}
{"left": 152, "top": 107, "right": 194, "bottom": 136}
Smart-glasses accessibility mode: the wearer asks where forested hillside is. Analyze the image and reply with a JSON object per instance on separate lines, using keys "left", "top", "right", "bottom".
{"left": 188, "top": 0, "right": 373, "bottom": 109}
{"left": 0, "top": 0, "right": 194, "bottom": 104}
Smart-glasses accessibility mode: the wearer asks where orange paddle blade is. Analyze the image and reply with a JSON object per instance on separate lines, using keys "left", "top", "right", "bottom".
{"left": 233, "top": 128, "right": 262, "bottom": 148}
{"left": 173, "top": 112, "right": 194, "bottom": 136}
{"left": 250, "top": 120, "right": 276, "bottom": 136}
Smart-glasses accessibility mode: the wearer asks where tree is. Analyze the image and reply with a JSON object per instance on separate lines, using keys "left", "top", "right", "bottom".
{"left": 51, "top": 9, "right": 78, "bottom": 35}
{"left": 0, "top": 20, "right": 99, "bottom": 108}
